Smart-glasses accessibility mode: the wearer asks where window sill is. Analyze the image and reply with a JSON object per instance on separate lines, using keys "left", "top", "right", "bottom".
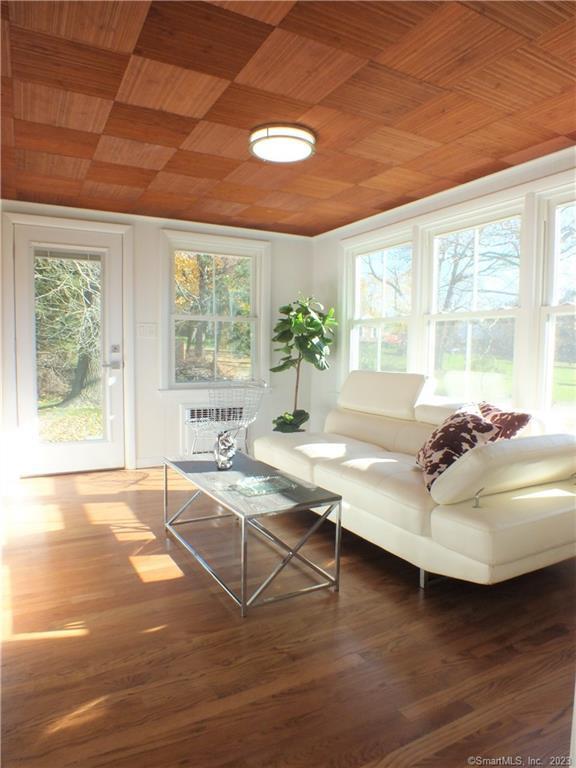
{"left": 158, "top": 381, "right": 268, "bottom": 393}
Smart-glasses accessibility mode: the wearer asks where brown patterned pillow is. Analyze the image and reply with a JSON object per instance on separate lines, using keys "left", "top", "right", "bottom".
{"left": 417, "top": 410, "right": 499, "bottom": 491}
{"left": 478, "top": 402, "right": 531, "bottom": 440}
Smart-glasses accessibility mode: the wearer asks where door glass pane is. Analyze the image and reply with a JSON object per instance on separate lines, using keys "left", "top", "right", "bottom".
{"left": 434, "top": 318, "right": 515, "bottom": 402}
{"left": 34, "top": 250, "right": 104, "bottom": 443}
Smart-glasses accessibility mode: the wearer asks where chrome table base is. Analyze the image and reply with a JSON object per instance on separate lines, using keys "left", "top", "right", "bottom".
{"left": 163, "top": 463, "right": 342, "bottom": 617}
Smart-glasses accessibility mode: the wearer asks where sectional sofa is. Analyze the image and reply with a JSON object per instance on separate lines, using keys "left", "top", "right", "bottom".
{"left": 254, "top": 372, "right": 576, "bottom": 586}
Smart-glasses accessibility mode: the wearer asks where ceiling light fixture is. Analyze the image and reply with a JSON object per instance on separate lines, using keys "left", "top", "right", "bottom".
{"left": 249, "top": 124, "right": 316, "bottom": 163}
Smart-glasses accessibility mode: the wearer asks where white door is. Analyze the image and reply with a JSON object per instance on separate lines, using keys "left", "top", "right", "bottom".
{"left": 14, "top": 224, "right": 125, "bottom": 475}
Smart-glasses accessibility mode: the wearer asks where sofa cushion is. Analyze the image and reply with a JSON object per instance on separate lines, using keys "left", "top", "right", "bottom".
{"left": 325, "top": 407, "right": 435, "bottom": 455}
{"left": 314, "top": 454, "right": 434, "bottom": 535}
{"left": 479, "top": 401, "right": 531, "bottom": 440}
{"left": 252, "top": 432, "right": 387, "bottom": 484}
{"left": 431, "top": 482, "right": 576, "bottom": 565}
{"left": 416, "top": 410, "right": 499, "bottom": 489}
{"left": 414, "top": 402, "right": 465, "bottom": 425}
{"left": 430, "top": 433, "right": 576, "bottom": 504}
{"left": 338, "top": 370, "right": 426, "bottom": 420}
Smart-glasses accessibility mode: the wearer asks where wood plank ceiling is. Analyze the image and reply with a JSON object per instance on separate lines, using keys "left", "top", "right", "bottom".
{"left": 1, "top": 1, "right": 575, "bottom": 236}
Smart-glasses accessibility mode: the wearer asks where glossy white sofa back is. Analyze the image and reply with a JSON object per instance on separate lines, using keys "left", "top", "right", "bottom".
{"left": 337, "top": 370, "right": 426, "bottom": 420}
{"left": 325, "top": 408, "right": 435, "bottom": 456}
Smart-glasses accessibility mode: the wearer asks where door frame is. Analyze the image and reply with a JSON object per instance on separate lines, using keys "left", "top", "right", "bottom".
{"left": 1, "top": 212, "right": 136, "bottom": 475}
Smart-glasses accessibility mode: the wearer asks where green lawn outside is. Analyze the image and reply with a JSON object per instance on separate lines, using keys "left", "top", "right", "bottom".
{"left": 553, "top": 363, "right": 576, "bottom": 405}
{"left": 359, "top": 343, "right": 575, "bottom": 405}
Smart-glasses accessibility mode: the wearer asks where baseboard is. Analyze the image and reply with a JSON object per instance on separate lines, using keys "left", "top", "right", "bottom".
{"left": 135, "top": 457, "right": 164, "bottom": 469}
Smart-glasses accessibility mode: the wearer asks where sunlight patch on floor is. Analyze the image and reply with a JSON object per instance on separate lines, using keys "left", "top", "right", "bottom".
{"left": 5, "top": 618, "right": 89, "bottom": 643}
{"left": 3, "top": 566, "right": 89, "bottom": 642}
{"left": 6, "top": 626, "right": 90, "bottom": 642}
{"left": 142, "top": 624, "right": 168, "bottom": 634}
{"left": 72, "top": 470, "right": 158, "bottom": 496}
{"left": 128, "top": 554, "right": 184, "bottom": 583}
{"left": 113, "top": 528, "right": 157, "bottom": 542}
{"left": 44, "top": 695, "right": 109, "bottom": 735}
{"left": 4, "top": 503, "right": 65, "bottom": 539}
{"left": 86, "top": 502, "right": 141, "bottom": 526}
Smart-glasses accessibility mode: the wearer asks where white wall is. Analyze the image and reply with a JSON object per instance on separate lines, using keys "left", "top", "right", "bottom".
{"left": 1, "top": 200, "right": 314, "bottom": 468}
{"left": 309, "top": 147, "right": 576, "bottom": 430}
{"left": 2, "top": 148, "right": 574, "bottom": 470}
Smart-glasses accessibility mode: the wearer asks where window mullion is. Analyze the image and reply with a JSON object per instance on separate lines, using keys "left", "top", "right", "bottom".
{"left": 516, "top": 192, "right": 541, "bottom": 409}
{"left": 429, "top": 308, "right": 520, "bottom": 322}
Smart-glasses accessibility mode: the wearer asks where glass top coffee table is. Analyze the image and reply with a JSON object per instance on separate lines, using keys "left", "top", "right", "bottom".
{"left": 163, "top": 454, "right": 342, "bottom": 617}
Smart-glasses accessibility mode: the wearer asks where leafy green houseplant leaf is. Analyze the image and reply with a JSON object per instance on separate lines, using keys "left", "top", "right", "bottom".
{"left": 269, "top": 296, "right": 337, "bottom": 430}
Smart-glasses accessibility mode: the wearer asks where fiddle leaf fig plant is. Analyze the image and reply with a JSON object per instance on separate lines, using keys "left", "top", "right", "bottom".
{"left": 270, "top": 297, "right": 337, "bottom": 432}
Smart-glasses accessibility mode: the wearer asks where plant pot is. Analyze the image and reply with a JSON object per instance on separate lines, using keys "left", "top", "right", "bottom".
{"left": 272, "top": 409, "right": 310, "bottom": 433}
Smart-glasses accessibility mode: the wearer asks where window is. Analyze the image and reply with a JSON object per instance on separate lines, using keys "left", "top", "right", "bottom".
{"left": 164, "top": 231, "right": 270, "bottom": 387}
{"left": 350, "top": 242, "right": 413, "bottom": 373}
{"left": 345, "top": 176, "right": 575, "bottom": 418}
{"left": 430, "top": 215, "right": 521, "bottom": 402}
{"left": 544, "top": 200, "right": 575, "bottom": 411}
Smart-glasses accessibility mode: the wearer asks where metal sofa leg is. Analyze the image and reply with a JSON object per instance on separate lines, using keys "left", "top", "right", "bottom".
{"left": 419, "top": 568, "right": 447, "bottom": 590}
{"left": 419, "top": 568, "right": 429, "bottom": 590}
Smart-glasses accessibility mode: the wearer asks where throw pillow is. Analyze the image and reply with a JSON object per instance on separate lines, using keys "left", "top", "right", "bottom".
{"left": 417, "top": 410, "right": 499, "bottom": 491}
{"left": 478, "top": 402, "right": 531, "bottom": 440}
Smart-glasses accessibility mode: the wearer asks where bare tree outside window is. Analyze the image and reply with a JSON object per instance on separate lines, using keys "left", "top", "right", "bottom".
{"left": 34, "top": 251, "right": 104, "bottom": 442}
{"left": 432, "top": 216, "right": 520, "bottom": 401}
{"left": 555, "top": 202, "right": 576, "bottom": 306}
{"left": 348, "top": 200, "right": 575, "bottom": 416}
{"left": 353, "top": 243, "right": 412, "bottom": 372}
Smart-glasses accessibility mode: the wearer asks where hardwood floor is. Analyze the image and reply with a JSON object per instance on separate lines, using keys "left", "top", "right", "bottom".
{"left": 3, "top": 468, "right": 575, "bottom": 768}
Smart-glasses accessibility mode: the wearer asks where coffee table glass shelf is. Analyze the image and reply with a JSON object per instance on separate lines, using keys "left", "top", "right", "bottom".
{"left": 163, "top": 454, "right": 342, "bottom": 617}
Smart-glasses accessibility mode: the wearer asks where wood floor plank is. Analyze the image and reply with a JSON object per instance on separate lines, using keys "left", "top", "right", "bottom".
{"left": 2, "top": 468, "right": 574, "bottom": 768}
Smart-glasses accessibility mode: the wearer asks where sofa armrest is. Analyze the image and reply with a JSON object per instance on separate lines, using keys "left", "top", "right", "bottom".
{"left": 429, "top": 434, "right": 576, "bottom": 505}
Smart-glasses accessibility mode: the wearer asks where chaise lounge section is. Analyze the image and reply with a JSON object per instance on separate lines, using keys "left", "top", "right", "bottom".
{"left": 254, "top": 372, "right": 576, "bottom": 586}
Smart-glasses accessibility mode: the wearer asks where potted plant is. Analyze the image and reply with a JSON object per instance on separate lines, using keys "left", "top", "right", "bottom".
{"left": 270, "top": 297, "right": 337, "bottom": 432}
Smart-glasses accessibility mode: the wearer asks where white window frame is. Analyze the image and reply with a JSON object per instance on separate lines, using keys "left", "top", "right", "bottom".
{"left": 422, "top": 202, "right": 524, "bottom": 405}
{"left": 160, "top": 229, "right": 271, "bottom": 390}
{"left": 538, "top": 190, "right": 576, "bottom": 411}
{"left": 341, "top": 170, "right": 576, "bottom": 416}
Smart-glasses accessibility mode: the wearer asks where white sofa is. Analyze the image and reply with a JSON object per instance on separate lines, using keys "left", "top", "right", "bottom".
{"left": 254, "top": 372, "right": 576, "bottom": 586}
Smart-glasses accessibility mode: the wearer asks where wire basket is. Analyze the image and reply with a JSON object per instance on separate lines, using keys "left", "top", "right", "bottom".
{"left": 185, "top": 381, "right": 266, "bottom": 454}
{"left": 208, "top": 382, "right": 266, "bottom": 434}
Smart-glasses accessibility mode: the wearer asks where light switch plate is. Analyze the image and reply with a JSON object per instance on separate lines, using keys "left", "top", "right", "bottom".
{"left": 137, "top": 323, "right": 157, "bottom": 339}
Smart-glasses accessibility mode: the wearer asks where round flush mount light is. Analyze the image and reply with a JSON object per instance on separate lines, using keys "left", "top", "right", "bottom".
{"left": 249, "top": 124, "right": 316, "bottom": 163}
